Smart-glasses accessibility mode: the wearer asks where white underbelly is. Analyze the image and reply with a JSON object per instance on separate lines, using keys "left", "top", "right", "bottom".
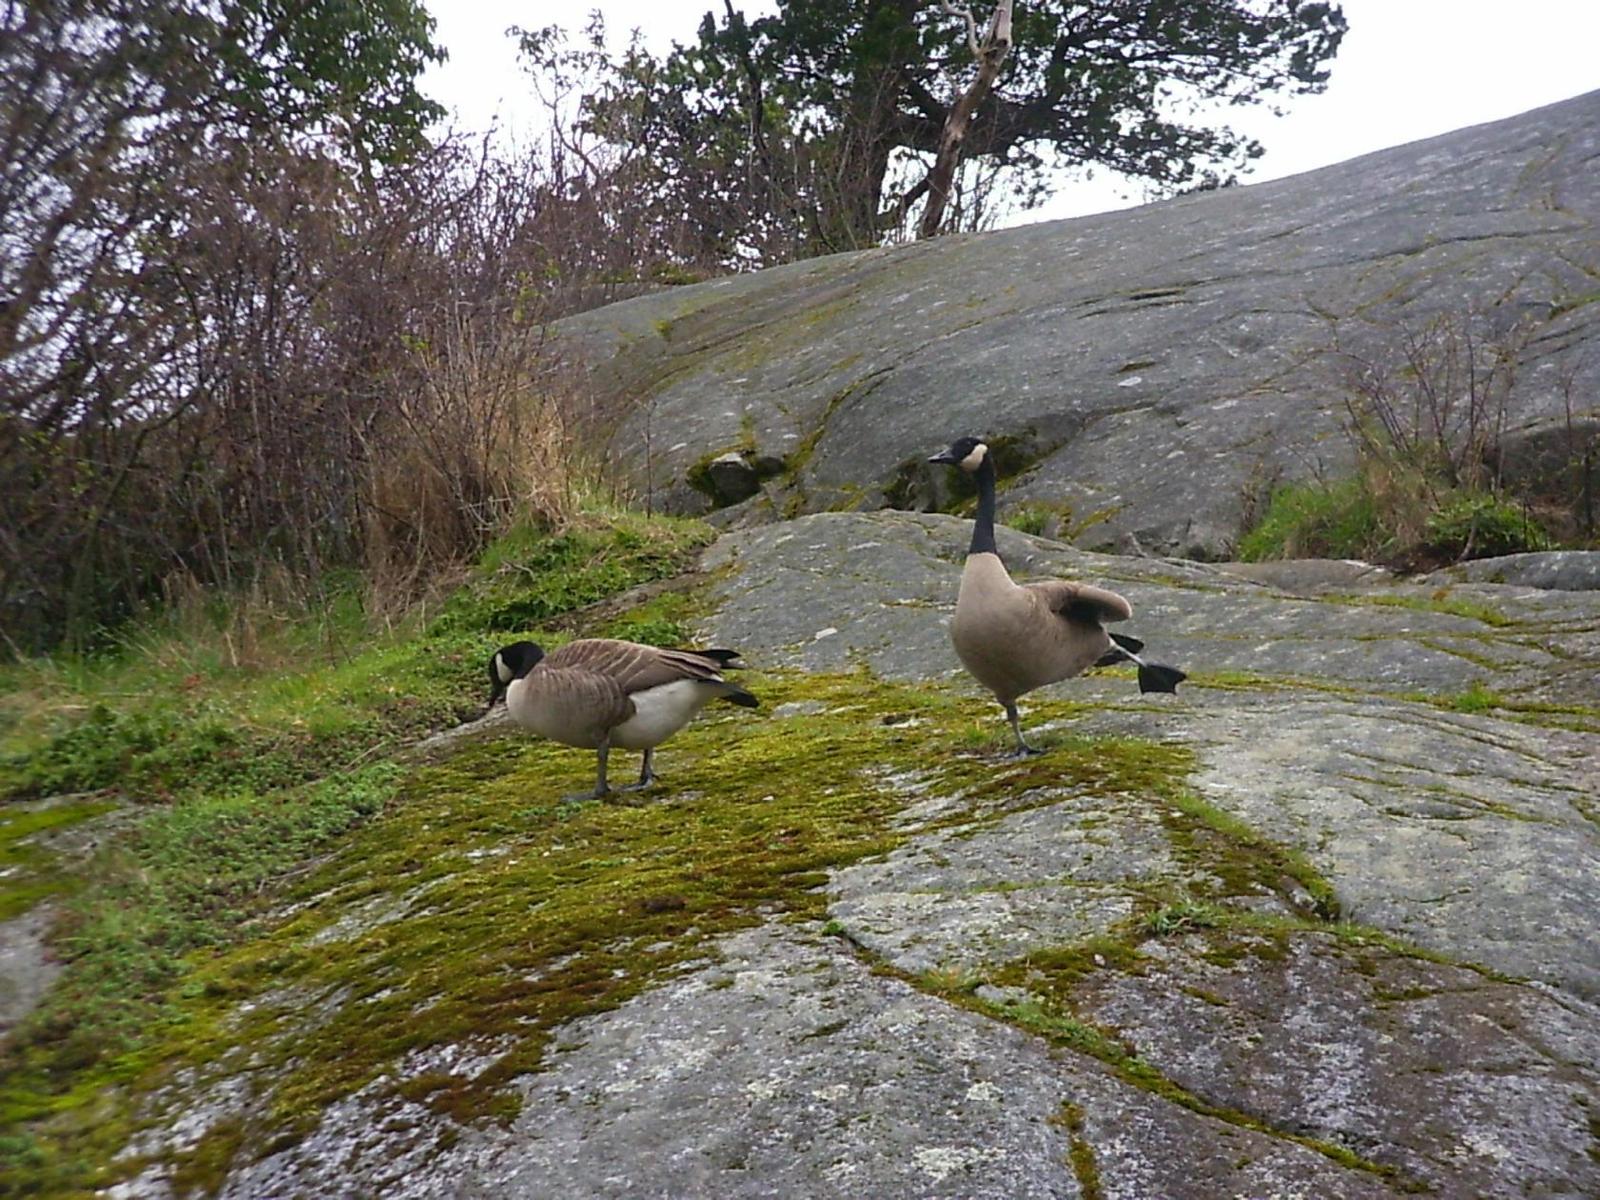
{"left": 610, "top": 679, "right": 719, "bottom": 750}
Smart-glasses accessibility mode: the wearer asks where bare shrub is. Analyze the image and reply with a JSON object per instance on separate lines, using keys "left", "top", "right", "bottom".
{"left": 3, "top": 9, "right": 745, "bottom": 655}
{"left": 2, "top": 132, "right": 610, "bottom": 652}
{"left": 1340, "top": 310, "right": 1521, "bottom": 495}
{"left": 362, "top": 316, "right": 594, "bottom": 606}
{"left": 1306, "top": 308, "right": 1556, "bottom": 565}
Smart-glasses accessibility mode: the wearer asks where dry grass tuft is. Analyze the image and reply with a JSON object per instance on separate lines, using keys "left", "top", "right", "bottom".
{"left": 361, "top": 315, "right": 601, "bottom": 616}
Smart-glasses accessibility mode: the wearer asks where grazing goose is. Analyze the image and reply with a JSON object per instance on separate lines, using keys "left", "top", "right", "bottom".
{"left": 927, "top": 436, "right": 1185, "bottom": 755}
{"left": 486, "top": 638, "right": 758, "bottom": 798}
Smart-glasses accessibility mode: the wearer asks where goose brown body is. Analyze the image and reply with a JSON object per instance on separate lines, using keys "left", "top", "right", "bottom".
{"left": 506, "top": 640, "right": 736, "bottom": 749}
{"left": 951, "top": 553, "right": 1133, "bottom": 706}
{"left": 488, "top": 637, "right": 757, "bottom": 796}
{"left": 928, "top": 435, "right": 1183, "bottom": 754}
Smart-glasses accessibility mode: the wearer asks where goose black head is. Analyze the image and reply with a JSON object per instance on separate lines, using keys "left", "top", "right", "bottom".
{"left": 486, "top": 641, "right": 545, "bottom": 709}
{"left": 927, "top": 436, "right": 989, "bottom": 472}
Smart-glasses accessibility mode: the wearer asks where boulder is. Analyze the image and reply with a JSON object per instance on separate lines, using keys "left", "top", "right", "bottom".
{"left": 558, "top": 91, "right": 1600, "bottom": 558}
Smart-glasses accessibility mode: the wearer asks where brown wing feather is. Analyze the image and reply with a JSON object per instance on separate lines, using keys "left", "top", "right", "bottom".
{"left": 1022, "top": 580, "right": 1133, "bottom": 625}
{"left": 544, "top": 638, "right": 728, "bottom": 695}
{"left": 518, "top": 666, "right": 635, "bottom": 739}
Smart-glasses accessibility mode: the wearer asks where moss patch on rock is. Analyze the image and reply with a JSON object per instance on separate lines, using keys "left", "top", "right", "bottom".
{"left": 4, "top": 668, "right": 1191, "bottom": 1192}
{"left": 0, "top": 798, "right": 118, "bottom": 922}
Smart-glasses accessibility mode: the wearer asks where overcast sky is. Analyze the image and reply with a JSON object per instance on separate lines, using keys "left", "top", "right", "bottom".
{"left": 421, "top": 1, "right": 1600, "bottom": 225}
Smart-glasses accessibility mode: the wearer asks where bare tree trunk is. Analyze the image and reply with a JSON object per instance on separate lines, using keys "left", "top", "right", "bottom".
{"left": 919, "top": 1, "right": 1013, "bottom": 239}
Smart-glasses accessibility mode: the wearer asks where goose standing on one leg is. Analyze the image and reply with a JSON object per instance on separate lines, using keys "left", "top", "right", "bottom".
{"left": 927, "top": 436, "right": 1185, "bottom": 756}
{"left": 486, "top": 639, "right": 758, "bottom": 798}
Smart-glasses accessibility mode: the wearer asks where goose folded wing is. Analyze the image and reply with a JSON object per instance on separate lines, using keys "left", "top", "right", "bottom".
{"left": 1024, "top": 580, "right": 1134, "bottom": 626}
{"left": 545, "top": 638, "right": 728, "bottom": 694}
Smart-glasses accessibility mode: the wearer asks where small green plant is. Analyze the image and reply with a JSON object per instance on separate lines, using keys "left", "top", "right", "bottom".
{"left": 1142, "top": 899, "right": 1224, "bottom": 936}
{"left": 1242, "top": 307, "right": 1582, "bottom": 567}
{"left": 1237, "top": 478, "right": 1380, "bottom": 561}
{"left": 1424, "top": 494, "right": 1553, "bottom": 559}
{"left": 1002, "top": 500, "right": 1090, "bottom": 541}
{"left": 1446, "top": 680, "right": 1502, "bottom": 713}
{"left": 1005, "top": 505, "right": 1053, "bottom": 537}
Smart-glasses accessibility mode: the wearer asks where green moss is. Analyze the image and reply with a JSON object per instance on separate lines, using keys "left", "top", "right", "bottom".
{"left": 1012, "top": 937, "right": 1147, "bottom": 988}
{"left": 1445, "top": 680, "right": 1503, "bottom": 713}
{"left": 968, "top": 982, "right": 1405, "bottom": 1184}
{"left": 0, "top": 510, "right": 725, "bottom": 1193}
{"left": 199, "top": 673, "right": 1032, "bottom": 1144}
{"left": 0, "top": 763, "right": 404, "bottom": 1193}
{"left": 1324, "top": 590, "right": 1513, "bottom": 628}
{"left": 597, "top": 587, "right": 704, "bottom": 648}
{"left": 167, "top": 1116, "right": 246, "bottom": 1196}
{"left": 1052, "top": 1102, "right": 1104, "bottom": 1200}
{"left": 7, "top": 671, "right": 1143, "bottom": 1191}
{"left": 0, "top": 799, "right": 118, "bottom": 921}
{"left": 1162, "top": 790, "right": 1340, "bottom": 920}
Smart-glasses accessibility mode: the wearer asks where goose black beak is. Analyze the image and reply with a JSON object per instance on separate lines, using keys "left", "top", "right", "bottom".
{"left": 928, "top": 452, "right": 957, "bottom": 464}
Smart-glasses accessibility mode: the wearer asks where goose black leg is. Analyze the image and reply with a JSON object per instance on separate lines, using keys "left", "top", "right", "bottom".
{"left": 621, "top": 748, "right": 658, "bottom": 791}
{"left": 562, "top": 740, "right": 613, "bottom": 802}
{"left": 1005, "top": 703, "right": 1042, "bottom": 757}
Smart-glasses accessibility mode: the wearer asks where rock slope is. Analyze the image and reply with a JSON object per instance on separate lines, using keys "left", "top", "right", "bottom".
{"left": 112, "top": 515, "right": 1600, "bottom": 1199}
{"left": 558, "top": 91, "right": 1600, "bottom": 558}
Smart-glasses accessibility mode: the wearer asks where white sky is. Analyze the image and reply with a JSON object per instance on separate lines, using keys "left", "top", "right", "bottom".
{"left": 421, "top": 1, "right": 1600, "bottom": 225}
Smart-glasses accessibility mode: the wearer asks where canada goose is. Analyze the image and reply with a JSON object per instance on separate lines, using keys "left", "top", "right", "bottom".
{"left": 927, "top": 436, "right": 1185, "bottom": 755}
{"left": 486, "top": 638, "right": 758, "bottom": 798}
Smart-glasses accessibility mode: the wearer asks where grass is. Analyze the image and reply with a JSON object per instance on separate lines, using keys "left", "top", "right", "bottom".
{"left": 1238, "top": 477, "right": 1380, "bottom": 563}
{"left": 0, "top": 508, "right": 715, "bottom": 803}
{"left": 0, "top": 505, "right": 719, "bottom": 1192}
{"left": 1240, "top": 476, "right": 1557, "bottom": 569}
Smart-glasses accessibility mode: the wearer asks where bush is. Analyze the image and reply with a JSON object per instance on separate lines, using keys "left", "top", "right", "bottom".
{"left": 1241, "top": 307, "right": 1578, "bottom": 568}
{"left": 1424, "top": 494, "right": 1553, "bottom": 560}
{"left": 1238, "top": 478, "right": 1381, "bottom": 561}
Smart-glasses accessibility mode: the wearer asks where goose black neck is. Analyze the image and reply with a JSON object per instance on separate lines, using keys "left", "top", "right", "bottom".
{"left": 968, "top": 457, "right": 998, "bottom": 557}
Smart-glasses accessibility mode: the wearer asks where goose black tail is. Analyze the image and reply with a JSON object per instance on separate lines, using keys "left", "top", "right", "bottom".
{"left": 1136, "top": 663, "right": 1187, "bottom": 694}
{"left": 687, "top": 648, "right": 745, "bottom": 668}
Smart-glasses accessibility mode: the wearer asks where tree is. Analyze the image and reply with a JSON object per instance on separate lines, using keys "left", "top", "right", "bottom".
{"left": 919, "top": 0, "right": 1015, "bottom": 238}
{"left": 540, "top": 0, "right": 1346, "bottom": 257}
{"left": 0, "top": 0, "right": 445, "bottom": 647}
